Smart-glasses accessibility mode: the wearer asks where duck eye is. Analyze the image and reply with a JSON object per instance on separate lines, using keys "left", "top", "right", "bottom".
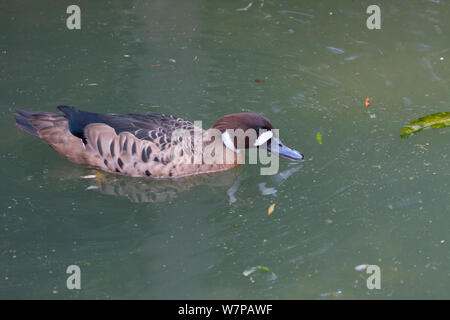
{"left": 268, "top": 138, "right": 282, "bottom": 148}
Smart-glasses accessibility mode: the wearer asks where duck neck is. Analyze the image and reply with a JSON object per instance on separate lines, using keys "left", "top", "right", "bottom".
{"left": 202, "top": 128, "right": 245, "bottom": 166}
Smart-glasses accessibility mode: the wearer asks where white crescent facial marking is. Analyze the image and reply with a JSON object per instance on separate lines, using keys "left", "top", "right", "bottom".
{"left": 221, "top": 131, "right": 240, "bottom": 153}
{"left": 253, "top": 130, "right": 273, "bottom": 147}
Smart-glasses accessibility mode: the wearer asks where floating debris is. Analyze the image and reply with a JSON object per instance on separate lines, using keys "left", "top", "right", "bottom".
{"left": 354, "top": 264, "right": 369, "bottom": 271}
{"left": 344, "top": 55, "right": 359, "bottom": 61}
{"left": 243, "top": 267, "right": 256, "bottom": 277}
{"left": 255, "top": 266, "right": 270, "bottom": 272}
{"left": 169, "top": 58, "right": 176, "bottom": 63}
{"left": 316, "top": 132, "right": 322, "bottom": 144}
{"left": 267, "top": 272, "right": 278, "bottom": 281}
{"left": 243, "top": 266, "right": 277, "bottom": 281}
{"left": 236, "top": 2, "right": 253, "bottom": 11}
{"left": 267, "top": 203, "right": 275, "bottom": 216}
{"left": 401, "top": 112, "right": 450, "bottom": 138}
{"left": 320, "top": 290, "right": 342, "bottom": 297}
{"left": 365, "top": 97, "right": 370, "bottom": 108}
{"left": 326, "top": 46, "right": 345, "bottom": 54}
{"left": 243, "top": 266, "right": 270, "bottom": 276}
{"left": 80, "top": 175, "right": 96, "bottom": 179}
{"left": 254, "top": 79, "right": 265, "bottom": 83}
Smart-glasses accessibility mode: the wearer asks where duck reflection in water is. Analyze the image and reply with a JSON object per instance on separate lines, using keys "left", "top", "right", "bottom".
{"left": 79, "top": 163, "right": 302, "bottom": 203}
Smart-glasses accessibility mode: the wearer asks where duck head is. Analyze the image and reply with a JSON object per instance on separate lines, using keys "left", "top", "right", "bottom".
{"left": 211, "top": 113, "right": 304, "bottom": 161}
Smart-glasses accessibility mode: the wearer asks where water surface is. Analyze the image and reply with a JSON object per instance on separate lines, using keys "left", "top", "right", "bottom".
{"left": 1, "top": 0, "right": 450, "bottom": 299}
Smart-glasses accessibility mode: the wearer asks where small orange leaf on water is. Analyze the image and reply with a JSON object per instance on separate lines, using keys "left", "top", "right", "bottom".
{"left": 365, "top": 97, "right": 370, "bottom": 108}
{"left": 268, "top": 203, "right": 275, "bottom": 216}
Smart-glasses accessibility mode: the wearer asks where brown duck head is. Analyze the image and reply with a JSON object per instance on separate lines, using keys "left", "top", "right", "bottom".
{"left": 211, "top": 112, "right": 304, "bottom": 161}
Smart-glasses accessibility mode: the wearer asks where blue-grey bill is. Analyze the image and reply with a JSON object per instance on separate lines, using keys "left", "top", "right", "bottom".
{"left": 267, "top": 140, "right": 304, "bottom": 161}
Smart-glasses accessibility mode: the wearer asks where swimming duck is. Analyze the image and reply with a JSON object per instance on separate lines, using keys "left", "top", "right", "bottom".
{"left": 14, "top": 106, "right": 303, "bottom": 178}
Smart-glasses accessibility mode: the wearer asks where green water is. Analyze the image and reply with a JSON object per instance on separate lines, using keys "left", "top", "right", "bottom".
{"left": 1, "top": 0, "right": 450, "bottom": 299}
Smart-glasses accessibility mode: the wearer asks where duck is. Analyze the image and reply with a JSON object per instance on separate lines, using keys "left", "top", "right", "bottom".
{"left": 14, "top": 106, "right": 303, "bottom": 178}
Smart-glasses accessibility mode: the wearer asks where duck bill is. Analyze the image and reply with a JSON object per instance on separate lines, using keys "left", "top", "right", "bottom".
{"left": 267, "top": 138, "right": 304, "bottom": 161}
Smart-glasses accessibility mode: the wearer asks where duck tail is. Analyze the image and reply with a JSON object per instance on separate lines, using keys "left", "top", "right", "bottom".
{"left": 14, "top": 109, "right": 64, "bottom": 137}
{"left": 14, "top": 109, "right": 43, "bottom": 136}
